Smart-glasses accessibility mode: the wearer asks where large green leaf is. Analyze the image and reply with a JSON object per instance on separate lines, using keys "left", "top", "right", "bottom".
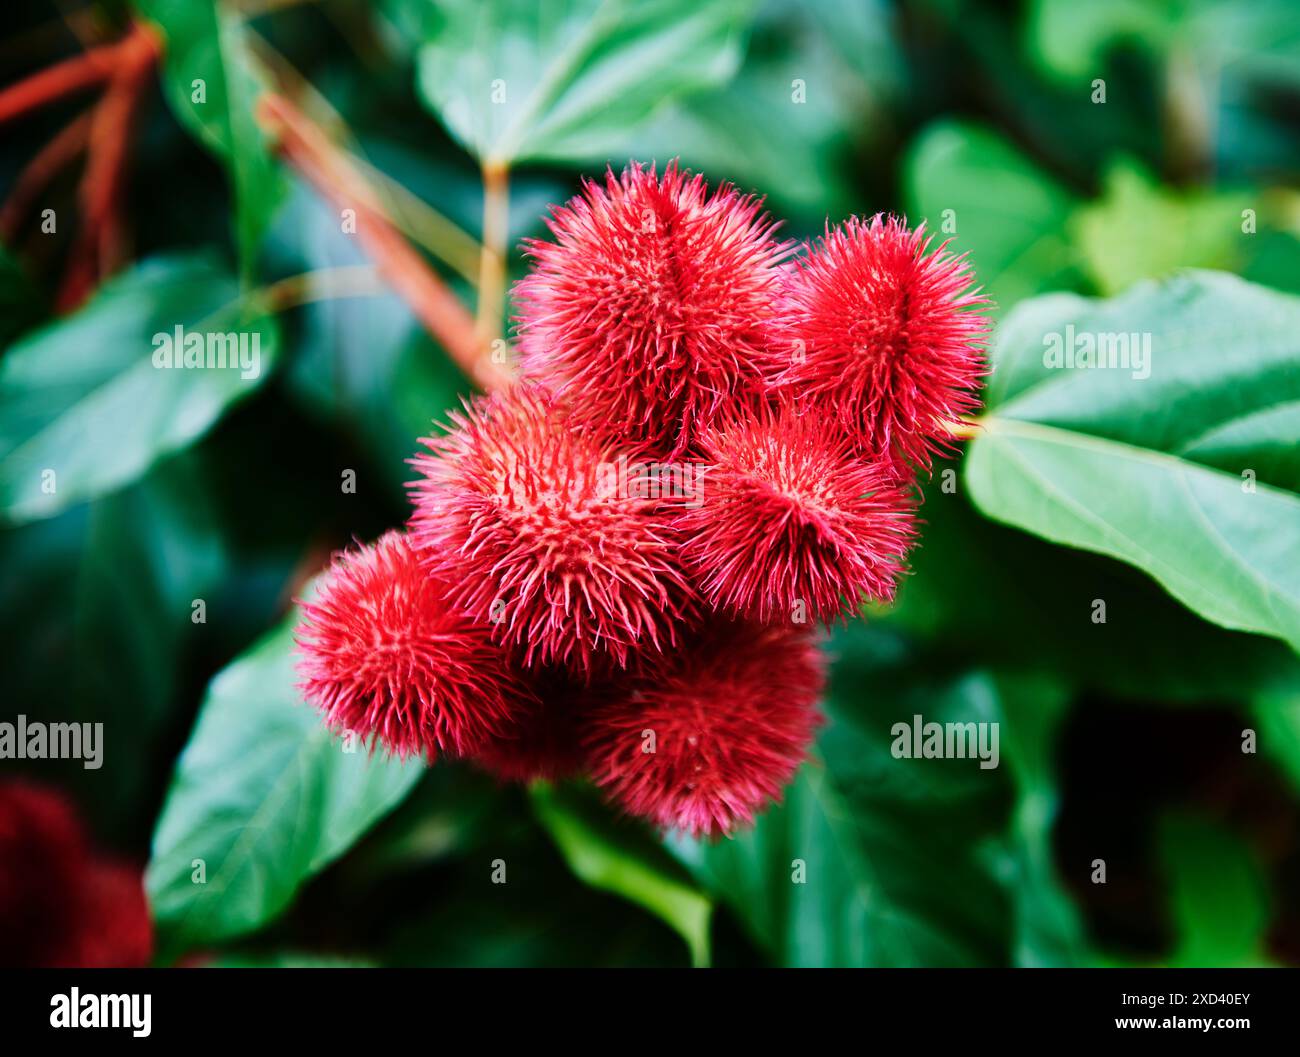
{"left": 668, "top": 630, "right": 1013, "bottom": 967}
{"left": 530, "top": 782, "right": 712, "bottom": 967}
{"left": 967, "top": 271, "right": 1300, "bottom": 653}
{"left": 885, "top": 486, "right": 1300, "bottom": 703}
{"left": 416, "top": 0, "right": 756, "bottom": 166}
{"left": 135, "top": 0, "right": 284, "bottom": 274}
{"left": 905, "top": 121, "right": 1084, "bottom": 315}
{"left": 146, "top": 606, "right": 423, "bottom": 953}
{"left": 0, "top": 255, "right": 278, "bottom": 525}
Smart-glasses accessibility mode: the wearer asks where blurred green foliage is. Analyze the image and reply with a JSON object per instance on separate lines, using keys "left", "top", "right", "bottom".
{"left": 2, "top": 0, "right": 1299, "bottom": 968}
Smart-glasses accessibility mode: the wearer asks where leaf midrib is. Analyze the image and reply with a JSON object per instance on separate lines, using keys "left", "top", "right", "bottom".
{"left": 981, "top": 415, "right": 1300, "bottom": 503}
{"left": 978, "top": 416, "right": 1300, "bottom": 635}
{"left": 487, "top": 0, "right": 624, "bottom": 164}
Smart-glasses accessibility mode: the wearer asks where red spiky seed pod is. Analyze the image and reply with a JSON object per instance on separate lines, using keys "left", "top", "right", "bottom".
{"left": 677, "top": 402, "right": 916, "bottom": 623}
{"left": 72, "top": 861, "right": 154, "bottom": 969}
{"left": 0, "top": 780, "right": 85, "bottom": 966}
{"left": 774, "top": 214, "right": 990, "bottom": 473}
{"left": 296, "top": 531, "right": 530, "bottom": 758}
{"left": 584, "top": 620, "right": 825, "bottom": 839}
{"left": 0, "top": 780, "right": 152, "bottom": 967}
{"left": 513, "top": 161, "right": 792, "bottom": 455}
{"left": 408, "top": 385, "right": 696, "bottom": 672}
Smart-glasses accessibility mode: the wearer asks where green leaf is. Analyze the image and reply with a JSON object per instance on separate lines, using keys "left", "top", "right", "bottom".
{"left": 530, "top": 782, "right": 712, "bottom": 967}
{"left": 135, "top": 0, "right": 284, "bottom": 274}
{"left": 1253, "top": 689, "right": 1300, "bottom": 793}
{"left": 416, "top": 0, "right": 757, "bottom": 166}
{"left": 669, "top": 637, "right": 1013, "bottom": 966}
{"left": 905, "top": 121, "right": 1084, "bottom": 315}
{"left": 1031, "top": 0, "right": 1300, "bottom": 88}
{"left": 72, "top": 457, "right": 228, "bottom": 815}
{"left": 74, "top": 456, "right": 228, "bottom": 710}
{"left": 0, "top": 457, "right": 230, "bottom": 839}
{"left": 1028, "top": 0, "right": 1179, "bottom": 80}
{"left": 886, "top": 486, "right": 1300, "bottom": 703}
{"left": 586, "top": 7, "right": 867, "bottom": 221}
{"left": 1158, "top": 816, "right": 1272, "bottom": 967}
{"left": 799, "top": 0, "right": 902, "bottom": 90}
{"left": 990, "top": 673, "right": 1089, "bottom": 967}
{"left": 0, "top": 255, "right": 278, "bottom": 525}
{"left": 1072, "top": 160, "right": 1250, "bottom": 295}
{"left": 967, "top": 271, "right": 1300, "bottom": 653}
{"left": 146, "top": 604, "right": 423, "bottom": 953}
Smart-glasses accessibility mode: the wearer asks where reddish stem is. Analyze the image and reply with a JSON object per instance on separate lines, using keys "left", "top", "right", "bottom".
{"left": 56, "top": 24, "right": 159, "bottom": 312}
{"left": 0, "top": 36, "right": 131, "bottom": 127}
{"left": 0, "top": 110, "right": 92, "bottom": 241}
{"left": 256, "top": 91, "right": 509, "bottom": 391}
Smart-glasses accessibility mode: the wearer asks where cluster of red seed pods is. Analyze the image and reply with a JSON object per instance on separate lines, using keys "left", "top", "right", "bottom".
{"left": 296, "top": 161, "right": 988, "bottom": 838}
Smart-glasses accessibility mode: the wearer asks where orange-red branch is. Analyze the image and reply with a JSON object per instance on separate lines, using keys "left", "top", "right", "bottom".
{"left": 0, "top": 29, "right": 145, "bottom": 127}
{"left": 0, "top": 111, "right": 92, "bottom": 241}
{"left": 256, "top": 91, "right": 509, "bottom": 392}
{"left": 82, "top": 36, "right": 157, "bottom": 253}
{"left": 56, "top": 24, "right": 159, "bottom": 311}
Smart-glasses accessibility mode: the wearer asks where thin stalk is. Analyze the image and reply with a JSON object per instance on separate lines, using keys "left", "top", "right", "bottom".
{"left": 476, "top": 160, "right": 511, "bottom": 355}
{"left": 256, "top": 264, "right": 387, "bottom": 313}
{"left": 942, "top": 419, "right": 983, "bottom": 440}
{"left": 351, "top": 157, "right": 483, "bottom": 285}
{"left": 256, "top": 91, "right": 511, "bottom": 391}
{"left": 247, "top": 28, "right": 483, "bottom": 285}
{"left": 0, "top": 46, "right": 115, "bottom": 126}
{"left": 0, "top": 109, "right": 92, "bottom": 240}
{"left": 56, "top": 23, "right": 159, "bottom": 311}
